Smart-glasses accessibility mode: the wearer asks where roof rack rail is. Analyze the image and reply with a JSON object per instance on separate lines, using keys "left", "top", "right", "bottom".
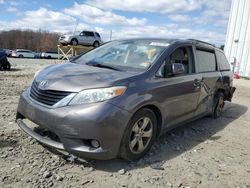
{"left": 187, "top": 39, "right": 215, "bottom": 47}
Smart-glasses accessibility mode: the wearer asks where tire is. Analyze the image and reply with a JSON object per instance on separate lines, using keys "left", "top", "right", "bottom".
{"left": 48, "top": 56, "right": 51, "bottom": 59}
{"left": 19, "top": 55, "right": 24, "bottom": 58}
{"left": 119, "top": 108, "right": 157, "bottom": 161}
{"left": 213, "top": 92, "right": 225, "bottom": 118}
{"left": 71, "top": 39, "right": 78, "bottom": 46}
{"left": 93, "top": 41, "right": 99, "bottom": 48}
{"left": 6, "top": 62, "right": 11, "bottom": 70}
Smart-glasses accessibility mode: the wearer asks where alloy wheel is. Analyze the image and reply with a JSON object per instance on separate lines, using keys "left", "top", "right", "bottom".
{"left": 129, "top": 117, "right": 153, "bottom": 154}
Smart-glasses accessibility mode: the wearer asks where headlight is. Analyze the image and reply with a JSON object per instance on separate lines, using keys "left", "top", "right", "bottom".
{"left": 68, "top": 86, "right": 126, "bottom": 105}
{"left": 64, "top": 36, "right": 70, "bottom": 40}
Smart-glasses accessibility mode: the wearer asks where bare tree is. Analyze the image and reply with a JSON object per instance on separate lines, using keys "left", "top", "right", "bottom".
{"left": 0, "top": 30, "right": 59, "bottom": 52}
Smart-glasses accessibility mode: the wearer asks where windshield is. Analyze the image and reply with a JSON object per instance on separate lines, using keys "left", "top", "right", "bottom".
{"left": 73, "top": 40, "right": 169, "bottom": 71}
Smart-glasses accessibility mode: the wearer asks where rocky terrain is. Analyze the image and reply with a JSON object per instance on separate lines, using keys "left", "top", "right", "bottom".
{"left": 0, "top": 58, "right": 250, "bottom": 188}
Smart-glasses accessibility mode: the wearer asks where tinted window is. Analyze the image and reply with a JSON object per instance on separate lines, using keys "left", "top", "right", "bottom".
{"left": 85, "top": 32, "right": 94, "bottom": 37}
{"left": 157, "top": 46, "right": 195, "bottom": 77}
{"left": 196, "top": 49, "right": 216, "bottom": 72}
{"left": 18, "top": 50, "right": 31, "bottom": 53}
{"left": 216, "top": 50, "right": 230, "bottom": 71}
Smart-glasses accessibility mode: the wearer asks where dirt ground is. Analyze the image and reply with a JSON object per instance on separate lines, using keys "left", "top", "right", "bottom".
{"left": 0, "top": 58, "right": 250, "bottom": 188}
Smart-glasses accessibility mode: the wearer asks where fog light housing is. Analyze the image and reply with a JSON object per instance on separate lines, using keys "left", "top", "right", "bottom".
{"left": 90, "top": 140, "right": 100, "bottom": 148}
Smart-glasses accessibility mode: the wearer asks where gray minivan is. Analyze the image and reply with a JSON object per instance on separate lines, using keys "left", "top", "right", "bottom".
{"left": 16, "top": 39, "right": 235, "bottom": 161}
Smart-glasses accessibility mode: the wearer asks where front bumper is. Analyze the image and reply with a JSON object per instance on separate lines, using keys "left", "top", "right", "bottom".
{"left": 58, "top": 38, "right": 70, "bottom": 44}
{"left": 16, "top": 89, "right": 131, "bottom": 160}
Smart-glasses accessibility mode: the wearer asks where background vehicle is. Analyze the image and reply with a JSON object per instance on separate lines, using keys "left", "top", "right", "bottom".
{"left": 0, "top": 50, "right": 11, "bottom": 70}
{"left": 16, "top": 39, "right": 235, "bottom": 161}
{"left": 3, "top": 49, "right": 12, "bottom": 57}
{"left": 41, "top": 51, "right": 62, "bottom": 59}
{"left": 12, "top": 49, "right": 35, "bottom": 58}
{"left": 59, "top": 30, "right": 102, "bottom": 47}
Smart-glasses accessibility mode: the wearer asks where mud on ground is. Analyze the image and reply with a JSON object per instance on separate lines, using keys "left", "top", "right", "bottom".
{"left": 0, "top": 58, "right": 250, "bottom": 188}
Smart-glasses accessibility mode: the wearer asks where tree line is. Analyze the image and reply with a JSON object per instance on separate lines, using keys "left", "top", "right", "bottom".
{"left": 0, "top": 30, "right": 60, "bottom": 52}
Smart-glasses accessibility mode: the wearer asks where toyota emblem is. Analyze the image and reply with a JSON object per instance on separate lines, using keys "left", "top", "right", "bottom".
{"left": 38, "top": 80, "right": 48, "bottom": 89}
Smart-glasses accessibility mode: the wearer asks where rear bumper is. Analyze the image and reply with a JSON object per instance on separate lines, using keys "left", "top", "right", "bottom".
{"left": 16, "top": 89, "right": 132, "bottom": 160}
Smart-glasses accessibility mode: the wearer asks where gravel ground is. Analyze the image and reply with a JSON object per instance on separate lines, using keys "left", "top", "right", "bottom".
{"left": 0, "top": 58, "right": 250, "bottom": 188}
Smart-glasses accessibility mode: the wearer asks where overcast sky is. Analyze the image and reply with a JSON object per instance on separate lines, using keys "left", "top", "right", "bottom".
{"left": 0, "top": 0, "right": 232, "bottom": 44}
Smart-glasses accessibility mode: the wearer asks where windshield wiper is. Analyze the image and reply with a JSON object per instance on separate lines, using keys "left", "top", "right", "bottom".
{"left": 86, "top": 62, "right": 121, "bottom": 71}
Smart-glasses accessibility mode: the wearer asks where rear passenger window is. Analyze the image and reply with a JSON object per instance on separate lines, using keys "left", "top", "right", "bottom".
{"left": 216, "top": 50, "right": 230, "bottom": 71}
{"left": 196, "top": 49, "right": 216, "bottom": 72}
{"left": 86, "top": 32, "right": 94, "bottom": 37}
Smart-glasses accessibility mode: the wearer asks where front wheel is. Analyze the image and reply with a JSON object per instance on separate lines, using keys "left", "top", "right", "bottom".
{"left": 7, "top": 62, "right": 11, "bottom": 70}
{"left": 71, "top": 39, "right": 78, "bottom": 46}
{"left": 213, "top": 92, "right": 225, "bottom": 118}
{"left": 120, "top": 108, "right": 157, "bottom": 161}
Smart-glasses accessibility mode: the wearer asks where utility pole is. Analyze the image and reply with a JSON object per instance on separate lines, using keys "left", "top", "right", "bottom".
{"left": 110, "top": 30, "right": 112, "bottom": 41}
{"left": 73, "top": 19, "right": 79, "bottom": 35}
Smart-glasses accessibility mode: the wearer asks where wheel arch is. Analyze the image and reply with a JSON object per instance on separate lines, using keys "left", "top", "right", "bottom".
{"left": 93, "top": 40, "right": 99, "bottom": 45}
{"left": 215, "top": 75, "right": 231, "bottom": 101}
{"left": 135, "top": 104, "right": 163, "bottom": 137}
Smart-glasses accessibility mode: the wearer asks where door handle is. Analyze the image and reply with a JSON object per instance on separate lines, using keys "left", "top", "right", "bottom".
{"left": 193, "top": 78, "right": 202, "bottom": 88}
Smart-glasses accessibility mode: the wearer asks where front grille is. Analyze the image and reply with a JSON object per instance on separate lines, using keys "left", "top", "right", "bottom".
{"left": 30, "top": 81, "right": 71, "bottom": 106}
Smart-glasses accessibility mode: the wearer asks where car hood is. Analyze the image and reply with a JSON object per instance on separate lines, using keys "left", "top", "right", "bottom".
{"left": 34, "top": 63, "right": 138, "bottom": 92}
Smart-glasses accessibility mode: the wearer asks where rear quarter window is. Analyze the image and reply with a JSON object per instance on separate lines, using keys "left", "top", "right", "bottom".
{"left": 216, "top": 50, "right": 230, "bottom": 71}
{"left": 196, "top": 49, "right": 216, "bottom": 72}
{"left": 95, "top": 32, "right": 101, "bottom": 38}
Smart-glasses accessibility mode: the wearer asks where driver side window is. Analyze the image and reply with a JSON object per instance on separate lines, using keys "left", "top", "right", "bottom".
{"left": 157, "top": 46, "right": 195, "bottom": 77}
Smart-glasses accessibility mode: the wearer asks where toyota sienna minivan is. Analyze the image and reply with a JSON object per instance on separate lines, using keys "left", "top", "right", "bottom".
{"left": 16, "top": 39, "right": 235, "bottom": 161}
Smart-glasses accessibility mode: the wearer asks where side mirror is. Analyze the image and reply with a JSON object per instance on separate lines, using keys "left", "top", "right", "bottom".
{"left": 164, "top": 63, "right": 185, "bottom": 77}
{"left": 172, "top": 63, "right": 185, "bottom": 75}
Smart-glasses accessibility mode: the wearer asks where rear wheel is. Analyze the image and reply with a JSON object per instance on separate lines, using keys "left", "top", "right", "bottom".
{"left": 93, "top": 41, "right": 99, "bottom": 48}
{"left": 213, "top": 92, "right": 225, "bottom": 118}
{"left": 120, "top": 108, "right": 157, "bottom": 161}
